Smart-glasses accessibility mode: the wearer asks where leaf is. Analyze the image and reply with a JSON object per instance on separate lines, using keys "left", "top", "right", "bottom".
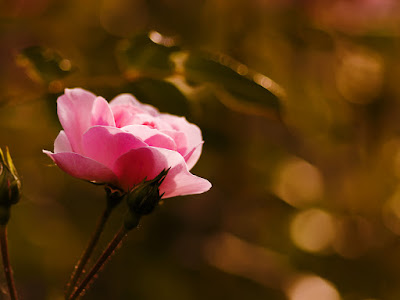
{"left": 123, "top": 78, "right": 191, "bottom": 117}
{"left": 115, "top": 32, "right": 283, "bottom": 119}
{"left": 16, "top": 46, "right": 74, "bottom": 83}
{"left": 180, "top": 52, "right": 284, "bottom": 118}
{"left": 116, "top": 31, "right": 180, "bottom": 80}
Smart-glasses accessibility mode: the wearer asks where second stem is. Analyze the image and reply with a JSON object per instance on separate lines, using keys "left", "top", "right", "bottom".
{"left": 68, "top": 226, "right": 129, "bottom": 300}
{"left": 65, "top": 205, "right": 113, "bottom": 298}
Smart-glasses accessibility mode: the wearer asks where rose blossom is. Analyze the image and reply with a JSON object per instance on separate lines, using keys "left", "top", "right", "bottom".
{"left": 44, "top": 88, "right": 211, "bottom": 198}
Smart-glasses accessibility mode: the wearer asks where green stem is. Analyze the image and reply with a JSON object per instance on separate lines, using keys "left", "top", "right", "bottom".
{"left": 65, "top": 205, "right": 114, "bottom": 299}
{"left": 68, "top": 226, "right": 129, "bottom": 300}
{"left": 0, "top": 225, "right": 18, "bottom": 300}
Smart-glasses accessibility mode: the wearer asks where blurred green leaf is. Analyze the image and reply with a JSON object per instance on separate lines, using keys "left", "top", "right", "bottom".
{"left": 123, "top": 78, "right": 190, "bottom": 117}
{"left": 182, "top": 53, "right": 283, "bottom": 118}
{"left": 116, "top": 32, "right": 282, "bottom": 119}
{"left": 116, "top": 32, "right": 180, "bottom": 79}
{"left": 16, "top": 46, "right": 74, "bottom": 83}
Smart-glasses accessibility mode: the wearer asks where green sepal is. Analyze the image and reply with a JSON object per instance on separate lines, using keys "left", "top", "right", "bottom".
{"left": 0, "top": 147, "right": 21, "bottom": 215}
{"left": 126, "top": 168, "right": 169, "bottom": 216}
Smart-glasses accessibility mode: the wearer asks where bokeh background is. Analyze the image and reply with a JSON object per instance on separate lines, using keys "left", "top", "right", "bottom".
{"left": 2, "top": 0, "right": 400, "bottom": 299}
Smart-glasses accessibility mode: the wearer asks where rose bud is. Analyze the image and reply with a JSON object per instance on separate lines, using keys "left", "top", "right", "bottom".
{"left": 0, "top": 148, "right": 21, "bottom": 225}
{"left": 127, "top": 169, "right": 168, "bottom": 215}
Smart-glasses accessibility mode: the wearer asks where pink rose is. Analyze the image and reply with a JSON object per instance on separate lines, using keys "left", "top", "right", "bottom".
{"left": 44, "top": 88, "right": 211, "bottom": 198}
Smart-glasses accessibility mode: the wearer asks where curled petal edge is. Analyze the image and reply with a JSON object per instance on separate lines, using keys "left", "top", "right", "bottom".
{"left": 43, "top": 150, "right": 118, "bottom": 185}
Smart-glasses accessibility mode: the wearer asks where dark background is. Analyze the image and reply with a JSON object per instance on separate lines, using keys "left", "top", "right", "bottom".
{"left": 1, "top": 0, "right": 400, "bottom": 299}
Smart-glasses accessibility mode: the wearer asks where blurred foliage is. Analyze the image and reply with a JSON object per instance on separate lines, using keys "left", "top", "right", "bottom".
{"left": 183, "top": 52, "right": 282, "bottom": 118}
{"left": 16, "top": 46, "right": 74, "bottom": 84}
{"left": 2, "top": 0, "right": 400, "bottom": 300}
{"left": 116, "top": 32, "right": 179, "bottom": 78}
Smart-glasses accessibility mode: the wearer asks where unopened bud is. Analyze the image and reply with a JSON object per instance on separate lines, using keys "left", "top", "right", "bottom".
{"left": 0, "top": 147, "right": 21, "bottom": 225}
{"left": 124, "top": 169, "right": 169, "bottom": 230}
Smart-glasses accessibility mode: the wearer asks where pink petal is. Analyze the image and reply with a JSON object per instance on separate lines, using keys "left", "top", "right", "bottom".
{"left": 113, "top": 147, "right": 211, "bottom": 197}
{"left": 57, "top": 88, "right": 97, "bottom": 153}
{"left": 162, "top": 165, "right": 212, "bottom": 198}
{"left": 129, "top": 114, "right": 172, "bottom": 130}
{"left": 110, "top": 94, "right": 159, "bottom": 116}
{"left": 160, "top": 114, "right": 204, "bottom": 168}
{"left": 112, "top": 147, "right": 165, "bottom": 190}
{"left": 111, "top": 105, "right": 138, "bottom": 128}
{"left": 123, "top": 125, "right": 176, "bottom": 151}
{"left": 54, "top": 130, "right": 72, "bottom": 153}
{"left": 161, "top": 130, "right": 188, "bottom": 156}
{"left": 91, "top": 97, "right": 116, "bottom": 127}
{"left": 183, "top": 142, "right": 203, "bottom": 171}
{"left": 81, "top": 126, "right": 147, "bottom": 170}
{"left": 160, "top": 115, "right": 202, "bottom": 148}
{"left": 43, "top": 150, "right": 118, "bottom": 184}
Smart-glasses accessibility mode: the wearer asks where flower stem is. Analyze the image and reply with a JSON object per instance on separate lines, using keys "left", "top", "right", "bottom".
{"left": 65, "top": 205, "right": 114, "bottom": 299}
{"left": 68, "top": 226, "right": 129, "bottom": 300}
{"left": 0, "top": 225, "right": 18, "bottom": 300}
